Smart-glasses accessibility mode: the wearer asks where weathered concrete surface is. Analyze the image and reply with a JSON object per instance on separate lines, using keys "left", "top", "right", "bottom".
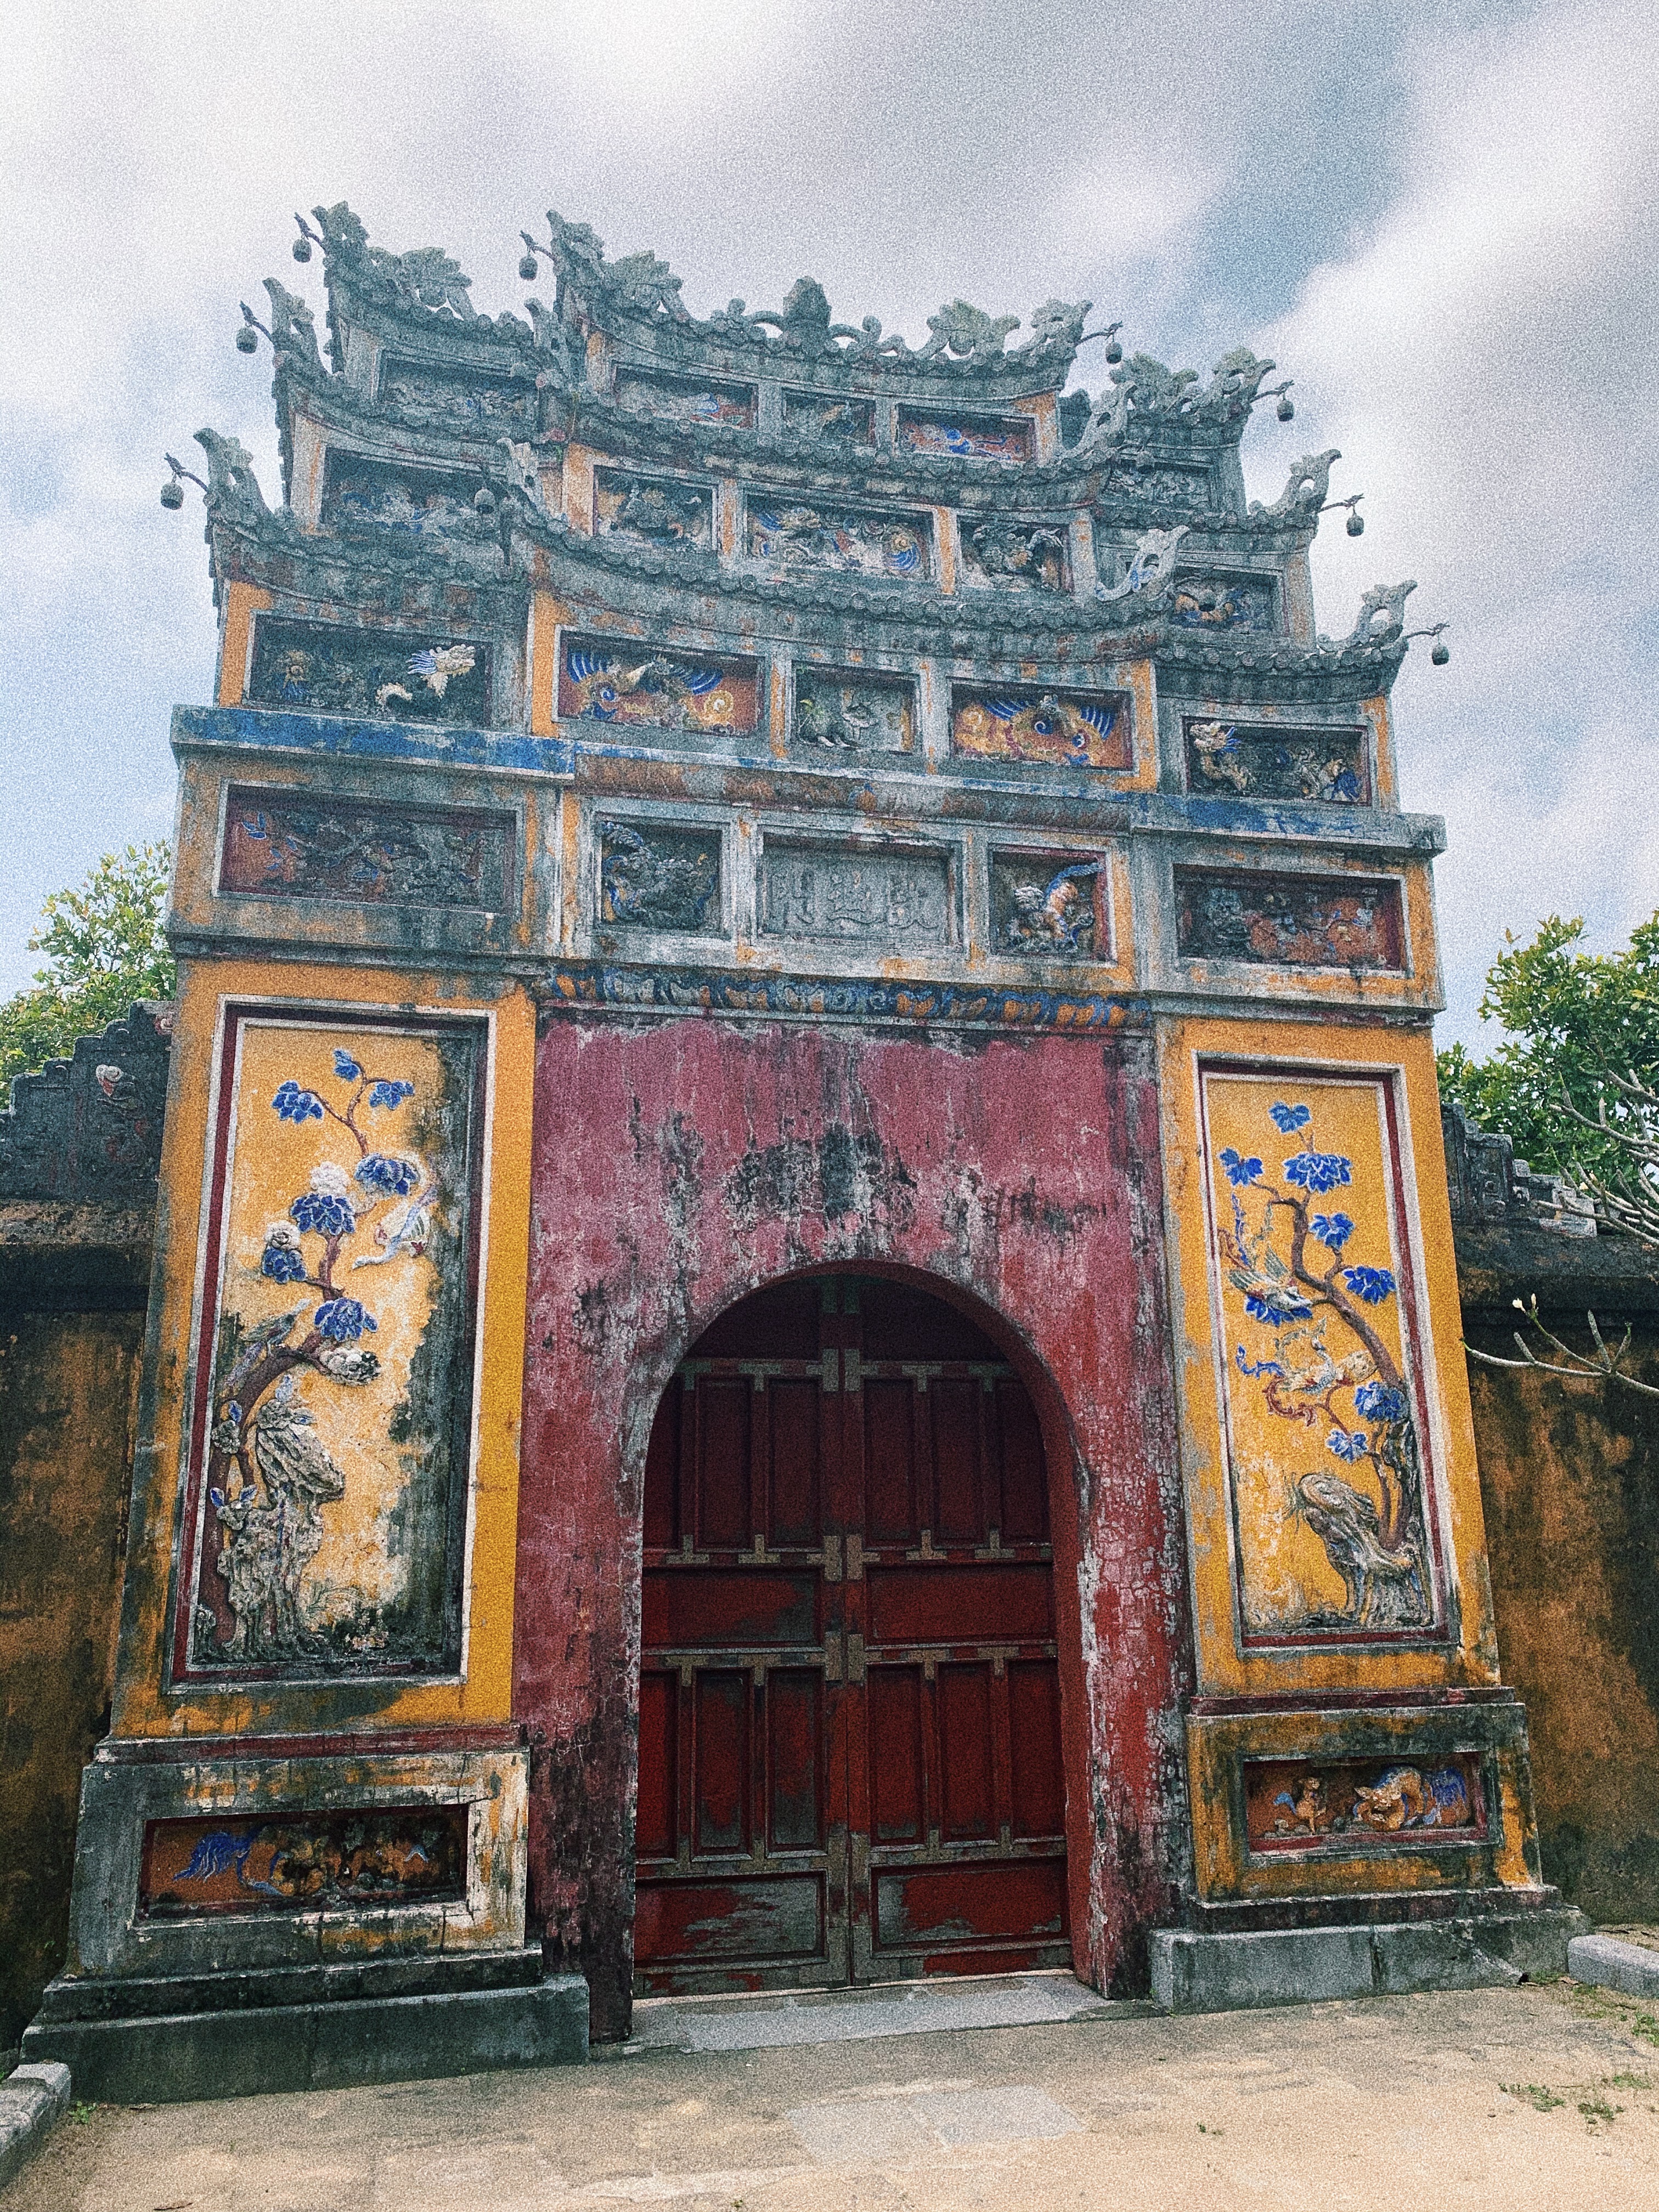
{"left": 0, "top": 2064, "right": 70, "bottom": 2194}
{"left": 1571, "top": 1931, "right": 1659, "bottom": 2004}
{"left": 1152, "top": 1907, "right": 1585, "bottom": 2011}
{"left": 6, "top": 1983, "right": 1659, "bottom": 2209}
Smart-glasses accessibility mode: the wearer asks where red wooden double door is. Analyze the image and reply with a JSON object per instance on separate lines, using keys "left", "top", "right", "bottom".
{"left": 634, "top": 1274, "right": 1071, "bottom": 1992}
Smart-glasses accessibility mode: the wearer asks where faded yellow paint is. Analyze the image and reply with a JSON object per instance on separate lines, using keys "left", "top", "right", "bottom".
{"left": 528, "top": 589, "right": 567, "bottom": 736}
{"left": 563, "top": 445, "right": 597, "bottom": 531}
{"left": 217, "top": 584, "right": 272, "bottom": 707}
{"left": 1013, "top": 391, "right": 1059, "bottom": 462}
{"left": 1119, "top": 657, "right": 1159, "bottom": 793}
{"left": 1158, "top": 1011, "right": 1499, "bottom": 1701}
{"left": 933, "top": 507, "right": 957, "bottom": 594}
{"left": 110, "top": 957, "right": 537, "bottom": 1740}
{"left": 559, "top": 788, "right": 583, "bottom": 953}
{"left": 1365, "top": 693, "right": 1397, "bottom": 809}
{"left": 769, "top": 659, "right": 789, "bottom": 759}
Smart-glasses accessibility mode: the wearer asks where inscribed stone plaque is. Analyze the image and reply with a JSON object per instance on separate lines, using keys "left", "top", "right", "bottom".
{"left": 558, "top": 635, "right": 760, "bottom": 735}
{"left": 221, "top": 788, "right": 514, "bottom": 911}
{"left": 599, "top": 821, "right": 722, "bottom": 933}
{"left": 178, "top": 1010, "right": 486, "bottom": 1681}
{"left": 792, "top": 670, "right": 915, "bottom": 754}
{"left": 613, "top": 368, "right": 758, "bottom": 428}
{"left": 1184, "top": 717, "right": 1370, "bottom": 804}
{"left": 896, "top": 409, "right": 1032, "bottom": 463}
{"left": 1201, "top": 1068, "right": 1440, "bottom": 1643}
{"left": 593, "top": 467, "right": 713, "bottom": 550}
{"left": 1175, "top": 869, "right": 1404, "bottom": 970}
{"left": 249, "top": 616, "right": 494, "bottom": 725}
{"left": 760, "top": 843, "right": 951, "bottom": 945}
{"left": 746, "top": 499, "right": 929, "bottom": 582}
{"left": 951, "top": 685, "right": 1130, "bottom": 770}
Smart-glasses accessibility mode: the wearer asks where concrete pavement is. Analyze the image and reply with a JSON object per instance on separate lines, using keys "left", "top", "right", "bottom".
{"left": 7, "top": 1975, "right": 1659, "bottom": 2210}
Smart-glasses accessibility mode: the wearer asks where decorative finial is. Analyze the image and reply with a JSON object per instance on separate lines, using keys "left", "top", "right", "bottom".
{"left": 1078, "top": 319, "right": 1124, "bottom": 364}
{"left": 234, "top": 301, "right": 273, "bottom": 356}
{"left": 1406, "top": 622, "right": 1452, "bottom": 665}
{"left": 1321, "top": 492, "right": 1365, "bottom": 537}
{"left": 159, "top": 453, "right": 208, "bottom": 511}
{"left": 291, "top": 212, "right": 324, "bottom": 264}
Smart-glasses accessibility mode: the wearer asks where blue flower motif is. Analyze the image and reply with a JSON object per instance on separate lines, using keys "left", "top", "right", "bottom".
{"left": 1310, "top": 1211, "right": 1355, "bottom": 1250}
{"left": 1219, "top": 1147, "right": 1264, "bottom": 1187}
{"left": 1355, "top": 1379, "right": 1408, "bottom": 1421}
{"left": 272, "top": 1079, "right": 324, "bottom": 1122}
{"left": 1269, "top": 1102, "right": 1312, "bottom": 1133}
{"left": 1283, "top": 1149, "right": 1352, "bottom": 1194}
{"left": 313, "top": 1296, "right": 377, "bottom": 1342}
{"left": 368, "top": 1078, "right": 415, "bottom": 1111}
{"left": 334, "top": 1049, "right": 363, "bottom": 1081}
{"left": 1327, "top": 1429, "right": 1370, "bottom": 1462}
{"left": 356, "top": 1152, "right": 421, "bottom": 1197}
{"left": 261, "top": 1241, "right": 307, "bottom": 1283}
{"left": 1342, "top": 1265, "right": 1396, "bottom": 1305}
{"left": 1244, "top": 1284, "right": 1313, "bottom": 1323}
{"left": 290, "top": 1190, "right": 357, "bottom": 1238}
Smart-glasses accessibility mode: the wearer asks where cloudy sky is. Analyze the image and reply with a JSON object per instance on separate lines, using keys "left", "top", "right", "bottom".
{"left": 2, "top": 1, "right": 1654, "bottom": 1047}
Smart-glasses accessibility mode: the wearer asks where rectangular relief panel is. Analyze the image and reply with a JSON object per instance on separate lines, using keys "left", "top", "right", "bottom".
{"left": 758, "top": 840, "right": 952, "bottom": 946}
{"left": 746, "top": 498, "right": 930, "bottom": 582}
{"left": 248, "top": 616, "right": 494, "bottom": 726}
{"left": 952, "top": 684, "right": 1130, "bottom": 770}
{"left": 558, "top": 635, "right": 760, "bottom": 736}
{"left": 598, "top": 819, "right": 722, "bottom": 933}
{"left": 221, "top": 787, "right": 515, "bottom": 912}
{"left": 139, "top": 1804, "right": 468, "bottom": 1915}
{"left": 1093, "top": 458, "right": 1216, "bottom": 514}
{"left": 896, "top": 409, "right": 1034, "bottom": 463}
{"left": 321, "top": 451, "right": 497, "bottom": 551}
{"left": 792, "top": 668, "right": 915, "bottom": 755}
{"left": 782, "top": 390, "right": 877, "bottom": 448}
{"left": 1243, "top": 1755, "right": 1486, "bottom": 1854}
{"left": 1170, "top": 571, "right": 1279, "bottom": 633}
{"left": 1176, "top": 868, "right": 1404, "bottom": 971}
{"left": 990, "top": 851, "right": 1109, "bottom": 959}
{"left": 957, "top": 517, "right": 1069, "bottom": 594}
{"left": 592, "top": 467, "right": 714, "bottom": 551}
{"left": 1200, "top": 1066, "right": 1445, "bottom": 1645}
{"left": 612, "top": 366, "right": 758, "bottom": 429}
{"left": 176, "top": 1009, "right": 487, "bottom": 1681}
{"left": 377, "top": 357, "right": 540, "bottom": 430}
{"left": 1184, "top": 716, "right": 1370, "bottom": 804}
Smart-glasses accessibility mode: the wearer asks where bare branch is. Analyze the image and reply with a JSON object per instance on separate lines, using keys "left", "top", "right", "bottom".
{"left": 1463, "top": 1295, "right": 1659, "bottom": 1396}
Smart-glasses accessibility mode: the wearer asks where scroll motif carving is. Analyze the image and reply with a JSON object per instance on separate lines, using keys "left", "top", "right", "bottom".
{"left": 792, "top": 670, "right": 914, "bottom": 753}
{"left": 951, "top": 685, "right": 1130, "bottom": 770}
{"left": 593, "top": 468, "right": 714, "bottom": 551}
{"left": 760, "top": 843, "right": 951, "bottom": 946}
{"left": 1184, "top": 718, "right": 1369, "bottom": 804}
{"left": 220, "top": 788, "right": 514, "bottom": 911}
{"left": 1176, "top": 870, "right": 1404, "bottom": 970}
{"left": 558, "top": 635, "right": 759, "bottom": 735}
{"left": 248, "top": 617, "right": 493, "bottom": 725}
{"left": 746, "top": 499, "right": 929, "bottom": 582}
{"left": 599, "top": 821, "right": 722, "bottom": 933}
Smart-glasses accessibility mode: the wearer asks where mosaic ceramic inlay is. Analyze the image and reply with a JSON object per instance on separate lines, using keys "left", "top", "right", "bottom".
{"left": 1243, "top": 1757, "right": 1485, "bottom": 1851}
{"left": 792, "top": 670, "right": 915, "bottom": 753}
{"left": 896, "top": 409, "right": 1033, "bottom": 462}
{"left": 593, "top": 468, "right": 714, "bottom": 550}
{"left": 746, "top": 499, "right": 929, "bottom": 581}
{"left": 613, "top": 368, "right": 758, "bottom": 429}
{"left": 599, "top": 821, "right": 722, "bottom": 933}
{"left": 990, "top": 853, "right": 1106, "bottom": 958}
{"left": 140, "top": 1805, "right": 469, "bottom": 1914}
{"left": 248, "top": 617, "right": 494, "bottom": 726}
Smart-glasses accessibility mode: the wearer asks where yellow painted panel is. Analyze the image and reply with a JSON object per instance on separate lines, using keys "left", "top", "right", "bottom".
{"left": 218, "top": 583, "right": 272, "bottom": 707}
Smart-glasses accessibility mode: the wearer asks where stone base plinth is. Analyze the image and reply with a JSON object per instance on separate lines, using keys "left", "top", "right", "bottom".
{"left": 1152, "top": 1904, "right": 1587, "bottom": 2013}
{"left": 22, "top": 1948, "right": 587, "bottom": 2103}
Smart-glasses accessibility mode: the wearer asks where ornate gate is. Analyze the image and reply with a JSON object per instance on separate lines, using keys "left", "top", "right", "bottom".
{"left": 634, "top": 1274, "right": 1070, "bottom": 1993}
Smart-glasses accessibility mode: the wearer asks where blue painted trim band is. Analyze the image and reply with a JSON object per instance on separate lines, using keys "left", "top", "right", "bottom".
{"left": 172, "top": 704, "right": 574, "bottom": 777}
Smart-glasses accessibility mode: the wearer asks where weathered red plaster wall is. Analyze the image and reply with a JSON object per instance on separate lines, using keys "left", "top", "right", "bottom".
{"left": 514, "top": 1013, "right": 1193, "bottom": 2037}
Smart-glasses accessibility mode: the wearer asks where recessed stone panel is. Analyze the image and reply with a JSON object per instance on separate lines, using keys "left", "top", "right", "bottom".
{"left": 1184, "top": 716, "right": 1370, "bottom": 804}
{"left": 613, "top": 367, "right": 757, "bottom": 428}
{"left": 1170, "top": 571, "right": 1279, "bottom": 633}
{"left": 558, "top": 634, "right": 760, "bottom": 735}
{"left": 957, "top": 518, "right": 1069, "bottom": 594}
{"left": 951, "top": 685, "right": 1131, "bottom": 770}
{"left": 1243, "top": 1757, "right": 1486, "bottom": 1853}
{"left": 746, "top": 498, "right": 930, "bottom": 582}
{"left": 759, "top": 841, "right": 952, "bottom": 946}
{"left": 990, "top": 853, "right": 1107, "bottom": 958}
{"left": 792, "top": 669, "right": 915, "bottom": 754}
{"left": 599, "top": 820, "right": 723, "bottom": 933}
{"left": 139, "top": 1805, "right": 469, "bottom": 1915}
{"left": 1176, "top": 868, "right": 1404, "bottom": 970}
{"left": 220, "top": 787, "right": 514, "bottom": 911}
{"left": 897, "top": 409, "right": 1034, "bottom": 463}
{"left": 593, "top": 467, "right": 714, "bottom": 551}
{"left": 781, "top": 390, "right": 878, "bottom": 447}
{"left": 377, "top": 357, "right": 539, "bottom": 430}
{"left": 321, "top": 452, "right": 494, "bottom": 548}
{"left": 248, "top": 616, "right": 495, "bottom": 725}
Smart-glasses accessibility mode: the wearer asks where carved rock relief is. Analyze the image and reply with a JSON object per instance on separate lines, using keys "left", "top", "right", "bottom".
{"left": 990, "top": 853, "right": 1105, "bottom": 958}
{"left": 249, "top": 617, "right": 494, "bottom": 726}
{"left": 599, "top": 821, "right": 722, "bottom": 933}
{"left": 792, "top": 670, "right": 914, "bottom": 754}
{"left": 759, "top": 843, "right": 951, "bottom": 946}
{"left": 746, "top": 499, "right": 930, "bottom": 582}
{"left": 1203, "top": 1073, "right": 1437, "bottom": 1641}
{"left": 593, "top": 468, "right": 714, "bottom": 551}
{"left": 896, "top": 409, "right": 1032, "bottom": 462}
{"left": 951, "top": 685, "right": 1130, "bottom": 770}
{"left": 1176, "top": 869, "right": 1404, "bottom": 971}
{"left": 140, "top": 1806, "right": 469, "bottom": 1914}
{"left": 1244, "top": 1757, "right": 1485, "bottom": 1850}
{"left": 220, "top": 788, "right": 514, "bottom": 911}
{"left": 613, "top": 368, "right": 758, "bottom": 429}
{"left": 957, "top": 517, "right": 1069, "bottom": 594}
{"left": 377, "top": 358, "right": 539, "bottom": 430}
{"left": 321, "top": 453, "right": 495, "bottom": 547}
{"left": 1170, "top": 571, "right": 1279, "bottom": 633}
{"left": 558, "top": 636, "right": 760, "bottom": 735}
{"left": 183, "top": 1017, "right": 483, "bottom": 1679}
{"left": 781, "top": 390, "right": 877, "bottom": 447}
{"left": 1185, "top": 716, "right": 1370, "bottom": 805}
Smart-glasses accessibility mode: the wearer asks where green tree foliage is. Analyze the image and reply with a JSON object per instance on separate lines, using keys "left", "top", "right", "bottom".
{"left": 0, "top": 843, "right": 176, "bottom": 1090}
{"left": 1437, "top": 913, "right": 1659, "bottom": 1190}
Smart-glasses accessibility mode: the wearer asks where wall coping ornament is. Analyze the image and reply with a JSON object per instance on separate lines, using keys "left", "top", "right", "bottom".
{"left": 0, "top": 1004, "right": 173, "bottom": 1204}
{"left": 1440, "top": 1101, "right": 1596, "bottom": 1236}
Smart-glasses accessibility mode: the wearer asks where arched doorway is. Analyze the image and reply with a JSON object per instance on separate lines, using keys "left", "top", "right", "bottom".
{"left": 633, "top": 1270, "right": 1071, "bottom": 1994}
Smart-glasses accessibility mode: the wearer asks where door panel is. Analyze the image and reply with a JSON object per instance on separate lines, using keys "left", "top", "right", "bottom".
{"left": 633, "top": 1276, "right": 1069, "bottom": 1994}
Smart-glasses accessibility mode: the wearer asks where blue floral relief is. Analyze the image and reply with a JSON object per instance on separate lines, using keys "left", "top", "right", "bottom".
{"left": 1219, "top": 1097, "right": 1431, "bottom": 1630}
{"left": 196, "top": 1053, "right": 436, "bottom": 1667}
